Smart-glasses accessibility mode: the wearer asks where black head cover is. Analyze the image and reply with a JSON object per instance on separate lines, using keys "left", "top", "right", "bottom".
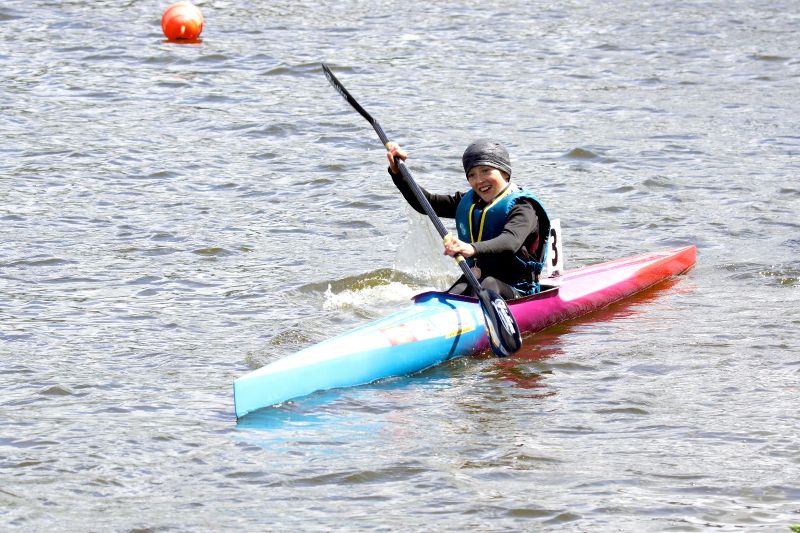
{"left": 462, "top": 139, "right": 512, "bottom": 178}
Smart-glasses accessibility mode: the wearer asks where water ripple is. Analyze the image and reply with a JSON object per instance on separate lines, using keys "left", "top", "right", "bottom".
{"left": 2, "top": 0, "right": 799, "bottom": 531}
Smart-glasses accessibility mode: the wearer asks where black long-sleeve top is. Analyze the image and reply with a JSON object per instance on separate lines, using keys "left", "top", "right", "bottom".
{"left": 389, "top": 168, "right": 541, "bottom": 285}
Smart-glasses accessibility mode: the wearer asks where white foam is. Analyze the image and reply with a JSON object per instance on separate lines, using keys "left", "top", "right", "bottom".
{"left": 322, "top": 282, "right": 424, "bottom": 311}
{"left": 323, "top": 207, "right": 460, "bottom": 311}
{"left": 393, "top": 206, "right": 458, "bottom": 287}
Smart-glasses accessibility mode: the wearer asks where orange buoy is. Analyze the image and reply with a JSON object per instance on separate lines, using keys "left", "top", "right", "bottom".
{"left": 161, "top": 2, "right": 204, "bottom": 41}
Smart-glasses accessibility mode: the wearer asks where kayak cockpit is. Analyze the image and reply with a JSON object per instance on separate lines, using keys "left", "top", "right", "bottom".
{"left": 411, "top": 285, "right": 560, "bottom": 306}
{"left": 411, "top": 290, "right": 477, "bottom": 304}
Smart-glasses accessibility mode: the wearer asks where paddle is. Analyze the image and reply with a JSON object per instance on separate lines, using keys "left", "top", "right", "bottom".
{"left": 321, "top": 63, "right": 522, "bottom": 357}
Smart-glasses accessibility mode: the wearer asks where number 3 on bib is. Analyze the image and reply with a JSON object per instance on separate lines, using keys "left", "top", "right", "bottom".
{"left": 543, "top": 218, "right": 564, "bottom": 278}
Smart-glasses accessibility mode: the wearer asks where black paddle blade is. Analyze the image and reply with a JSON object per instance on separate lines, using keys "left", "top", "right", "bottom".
{"left": 477, "top": 289, "right": 522, "bottom": 357}
{"left": 321, "top": 63, "right": 390, "bottom": 146}
{"left": 322, "top": 63, "right": 375, "bottom": 126}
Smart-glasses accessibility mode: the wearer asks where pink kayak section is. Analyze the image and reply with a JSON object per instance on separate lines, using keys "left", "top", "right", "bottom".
{"left": 509, "top": 244, "right": 697, "bottom": 336}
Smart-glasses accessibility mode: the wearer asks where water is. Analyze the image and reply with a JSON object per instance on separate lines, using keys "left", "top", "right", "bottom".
{"left": 2, "top": 0, "right": 799, "bottom": 530}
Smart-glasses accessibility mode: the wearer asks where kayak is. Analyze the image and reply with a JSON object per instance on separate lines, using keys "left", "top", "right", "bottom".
{"left": 234, "top": 245, "right": 696, "bottom": 418}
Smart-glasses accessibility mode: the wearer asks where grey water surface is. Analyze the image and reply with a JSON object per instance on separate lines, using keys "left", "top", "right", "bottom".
{"left": 2, "top": 0, "right": 799, "bottom": 531}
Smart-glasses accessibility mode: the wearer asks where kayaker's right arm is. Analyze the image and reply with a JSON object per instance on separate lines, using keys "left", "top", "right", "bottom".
{"left": 386, "top": 143, "right": 462, "bottom": 218}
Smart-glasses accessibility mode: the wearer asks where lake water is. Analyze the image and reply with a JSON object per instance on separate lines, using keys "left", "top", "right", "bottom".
{"left": 2, "top": 0, "right": 799, "bottom": 531}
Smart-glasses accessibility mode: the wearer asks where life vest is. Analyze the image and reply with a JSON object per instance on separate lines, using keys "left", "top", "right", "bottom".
{"left": 455, "top": 183, "right": 551, "bottom": 295}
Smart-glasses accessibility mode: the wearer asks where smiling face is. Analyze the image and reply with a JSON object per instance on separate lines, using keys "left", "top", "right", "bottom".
{"left": 466, "top": 165, "right": 509, "bottom": 203}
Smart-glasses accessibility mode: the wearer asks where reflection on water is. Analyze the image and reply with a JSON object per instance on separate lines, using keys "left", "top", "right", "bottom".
{"left": 236, "top": 364, "right": 458, "bottom": 432}
{"left": 489, "top": 277, "right": 687, "bottom": 393}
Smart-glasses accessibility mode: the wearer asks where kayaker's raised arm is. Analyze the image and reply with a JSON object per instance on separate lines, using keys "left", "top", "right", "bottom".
{"left": 386, "top": 143, "right": 462, "bottom": 218}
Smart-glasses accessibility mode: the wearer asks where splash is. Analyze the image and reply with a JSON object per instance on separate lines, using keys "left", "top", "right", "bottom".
{"left": 322, "top": 281, "right": 422, "bottom": 311}
{"left": 393, "top": 204, "right": 459, "bottom": 288}
{"left": 320, "top": 205, "right": 460, "bottom": 310}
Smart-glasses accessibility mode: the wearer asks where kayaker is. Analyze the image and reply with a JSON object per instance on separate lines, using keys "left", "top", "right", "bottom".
{"left": 387, "top": 139, "right": 550, "bottom": 299}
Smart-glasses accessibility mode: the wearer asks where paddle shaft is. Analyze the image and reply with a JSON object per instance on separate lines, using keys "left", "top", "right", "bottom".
{"left": 322, "top": 63, "right": 522, "bottom": 356}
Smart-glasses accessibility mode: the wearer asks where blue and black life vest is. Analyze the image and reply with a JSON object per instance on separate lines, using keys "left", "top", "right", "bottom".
{"left": 455, "top": 183, "right": 551, "bottom": 295}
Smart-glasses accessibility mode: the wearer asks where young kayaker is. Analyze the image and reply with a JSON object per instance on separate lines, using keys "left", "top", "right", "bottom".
{"left": 386, "top": 139, "right": 550, "bottom": 300}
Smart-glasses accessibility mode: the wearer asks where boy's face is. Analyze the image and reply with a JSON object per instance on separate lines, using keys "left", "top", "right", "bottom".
{"left": 466, "top": 165, "right": 508, "bottom": 203}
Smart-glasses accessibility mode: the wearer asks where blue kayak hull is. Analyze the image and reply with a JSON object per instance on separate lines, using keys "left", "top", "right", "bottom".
{"left": 234, "top": 292, "right": 486, "bottom": 418}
